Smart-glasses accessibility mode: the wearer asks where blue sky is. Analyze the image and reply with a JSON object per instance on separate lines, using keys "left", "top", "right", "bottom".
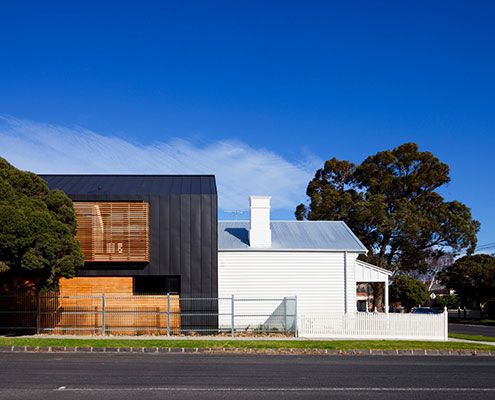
{"left": 0, "top": 1, "right": 494, "bottom": 246}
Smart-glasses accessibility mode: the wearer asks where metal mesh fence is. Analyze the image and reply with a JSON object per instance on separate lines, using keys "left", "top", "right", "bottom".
{"left": 0, "top": 292, "right": 297, "bottom": 336}
{"left": 0, "top": 292, "right": 38, "bottom": 334}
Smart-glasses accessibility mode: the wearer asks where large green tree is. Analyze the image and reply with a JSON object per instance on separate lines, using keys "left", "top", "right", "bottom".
{"left": 440, "top": 254, "right": 495, "bottom": 316}
{"left": 0, "top": 157, "right": 84, "bottom": 290}
{"left": 389, "top": 275, "right": 430, "bottom": 311}
{"left": 296, "top": 143, "right": 479, "bottom": 274}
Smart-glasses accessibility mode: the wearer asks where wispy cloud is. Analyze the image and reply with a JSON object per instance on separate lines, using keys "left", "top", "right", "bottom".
{"left": 0, "top": 116, "right": 319, "bottom": 212}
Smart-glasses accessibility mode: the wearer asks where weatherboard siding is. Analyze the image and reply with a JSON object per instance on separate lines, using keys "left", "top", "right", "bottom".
{"left": 355, "top": 260, "right": 392, "bottom": 282}
{"left": 218, "top": 251, "right": 359, "bottom": 328}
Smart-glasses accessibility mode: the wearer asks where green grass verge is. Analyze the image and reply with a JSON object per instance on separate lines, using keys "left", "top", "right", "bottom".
{"left": 449, "top": 333, "right": 495, "bottom": 343}
{"left": 0, "top": 337, "right": 493, "bottom": 351}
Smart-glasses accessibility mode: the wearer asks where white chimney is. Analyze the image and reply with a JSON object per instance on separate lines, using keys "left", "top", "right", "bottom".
{"left": 248, "top": 196, "right": 272, "bottom": 248}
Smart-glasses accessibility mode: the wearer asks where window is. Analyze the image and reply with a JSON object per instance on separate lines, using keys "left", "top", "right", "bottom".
{"left": 74, "top": 202, "right": 149, "bottom": 262}
{"left": 133, "top": 276, "right": 181, "bottom": 295}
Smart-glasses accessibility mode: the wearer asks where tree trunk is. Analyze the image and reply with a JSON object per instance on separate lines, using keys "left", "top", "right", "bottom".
{"left": 378, "top": 235, "right": 391, "bottom": 259}
{"left": 479, "top": 302, "right": 486, "bottom": 320}
{"left": 371, "top": 282, "right": 384, "bottom": 312}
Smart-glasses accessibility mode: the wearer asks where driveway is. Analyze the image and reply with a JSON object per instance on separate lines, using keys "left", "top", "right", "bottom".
{"left": 449, "top": 323, "right": 495, "bottom": 337}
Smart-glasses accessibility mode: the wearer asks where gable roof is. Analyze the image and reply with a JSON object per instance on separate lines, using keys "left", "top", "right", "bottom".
{"left": 40, "top": 175, "right": 217, "bottom": 196}
{"left": 218, "top": 220, "right": 367, "bottom": 252}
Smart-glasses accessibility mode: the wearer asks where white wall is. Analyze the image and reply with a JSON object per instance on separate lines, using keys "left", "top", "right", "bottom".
{"left": 344, "top": 252, "right": 356, "bottom": 314}
{"left": 218, "top": 251, "right": 359, "bottom": 328}
{"left": 355, "top": 260, "right": 391, "bottom": 282}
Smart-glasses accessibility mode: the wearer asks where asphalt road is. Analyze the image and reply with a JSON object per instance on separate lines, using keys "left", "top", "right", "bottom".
{"left": 449, "top": 323, "right": 495, "bottom": 337}
{"left": 1, "top": 353, "right": 494, "bottom": 400}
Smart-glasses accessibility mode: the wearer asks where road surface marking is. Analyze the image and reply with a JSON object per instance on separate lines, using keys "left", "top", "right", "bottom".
{"left": 54, "top": 387, "right": 495, "bottom": 392}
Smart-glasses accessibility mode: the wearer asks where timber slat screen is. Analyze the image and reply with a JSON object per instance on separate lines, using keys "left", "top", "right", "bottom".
{"left": 74, "top": 202, "right": 149, "bottom": 262}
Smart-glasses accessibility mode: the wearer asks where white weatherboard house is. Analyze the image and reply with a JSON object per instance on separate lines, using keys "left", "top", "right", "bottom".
{"left": 217, "top": 196, "right": 392, "bottom": 331}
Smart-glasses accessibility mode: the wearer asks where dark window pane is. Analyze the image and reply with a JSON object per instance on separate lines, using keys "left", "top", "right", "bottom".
{"left": 133, "top": 276, "right": 180, "bottom": 295}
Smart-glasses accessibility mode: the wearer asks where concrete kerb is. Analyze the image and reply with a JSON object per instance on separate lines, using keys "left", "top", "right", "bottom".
{"left": 0, "top": 345, "right": 491, "bottom": 356}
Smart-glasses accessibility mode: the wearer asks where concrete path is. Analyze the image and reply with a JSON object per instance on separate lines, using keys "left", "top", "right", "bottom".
{"left": 449, "top": 338, "right": 495, "bottom": 346}
{"left": 449, "top": 323, "right": 495, "bottom": 337}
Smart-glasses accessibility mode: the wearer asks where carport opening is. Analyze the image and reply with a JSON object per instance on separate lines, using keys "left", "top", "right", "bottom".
{"left": 356, "top": 282, "right": 386, "bottom": 312}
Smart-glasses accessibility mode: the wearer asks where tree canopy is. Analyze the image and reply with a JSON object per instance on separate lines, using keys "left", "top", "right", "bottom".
{"left": 389, "top": 275, "right": 430, "bottom": 311}
{"left": 0, "top": 157, "right": 84, "bottom": 290}
{"left": 440, "top": 254, "right": 495, "bottom": 315}
{"left": 296, "top": 143, "right": 479, "bottom": 274}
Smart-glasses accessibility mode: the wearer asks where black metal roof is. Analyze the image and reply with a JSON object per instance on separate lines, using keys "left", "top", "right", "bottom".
{"left": 40, "top": 175, "right": 217, "bottom": 196}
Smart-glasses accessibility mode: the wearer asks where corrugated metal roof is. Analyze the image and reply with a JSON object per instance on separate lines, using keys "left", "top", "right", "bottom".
{"left": 218, "top": 221, "right": 367, "bottom": 252}
{"left": 40, "top": 175, "right": 217, "bottom": 195}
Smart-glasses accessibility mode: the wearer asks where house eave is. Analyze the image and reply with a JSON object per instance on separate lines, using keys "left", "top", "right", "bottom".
{"left": 356, "top": 259, "right": 393, "bottom": 276}
{"left": 218, "top": 248, "right": 368, "bottom": 253}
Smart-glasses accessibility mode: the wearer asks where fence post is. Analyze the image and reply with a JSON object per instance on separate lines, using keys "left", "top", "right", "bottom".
{"left": 444, "top": 306, "right": 448, "bottom": 341}
{"left": 36, "top": 291, "right": 41, "bottom": 334}
{"left": 283, "top": 297, "right": 287, "bottom": 332}
{"left": 231, "top": 294, "right": 235, "bottom": 338}
{"left": 294, "top": 295, "right": 298, "bottom": 337}
{"left": 101, "top": 292, "right": 106, "bottom": 336}
{"left": 167, "top": 293, "right": 171, "bottom": 337}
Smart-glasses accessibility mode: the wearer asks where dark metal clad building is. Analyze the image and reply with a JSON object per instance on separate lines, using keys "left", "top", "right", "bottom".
{"left": 41, "top": 174, "right": 218, "bottom": 330}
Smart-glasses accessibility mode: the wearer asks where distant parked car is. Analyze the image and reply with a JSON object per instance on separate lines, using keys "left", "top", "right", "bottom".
{"left": 412, "top": 307, "right": 441, "bottom": 314}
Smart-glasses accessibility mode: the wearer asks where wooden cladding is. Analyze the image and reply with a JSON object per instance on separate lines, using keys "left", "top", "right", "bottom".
{"left": 46, "top": 278, "right": 181, "bottom": 335}
{"left": 59, "top": 277, "right": 134, "bottom": 295}
{"left": 74, "top": 202, "right": 149, "bottom": 262}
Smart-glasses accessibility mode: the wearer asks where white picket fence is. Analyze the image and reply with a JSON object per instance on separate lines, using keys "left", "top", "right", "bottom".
{"left": 298, "top": 311, "right": 448, "bottom": 341}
